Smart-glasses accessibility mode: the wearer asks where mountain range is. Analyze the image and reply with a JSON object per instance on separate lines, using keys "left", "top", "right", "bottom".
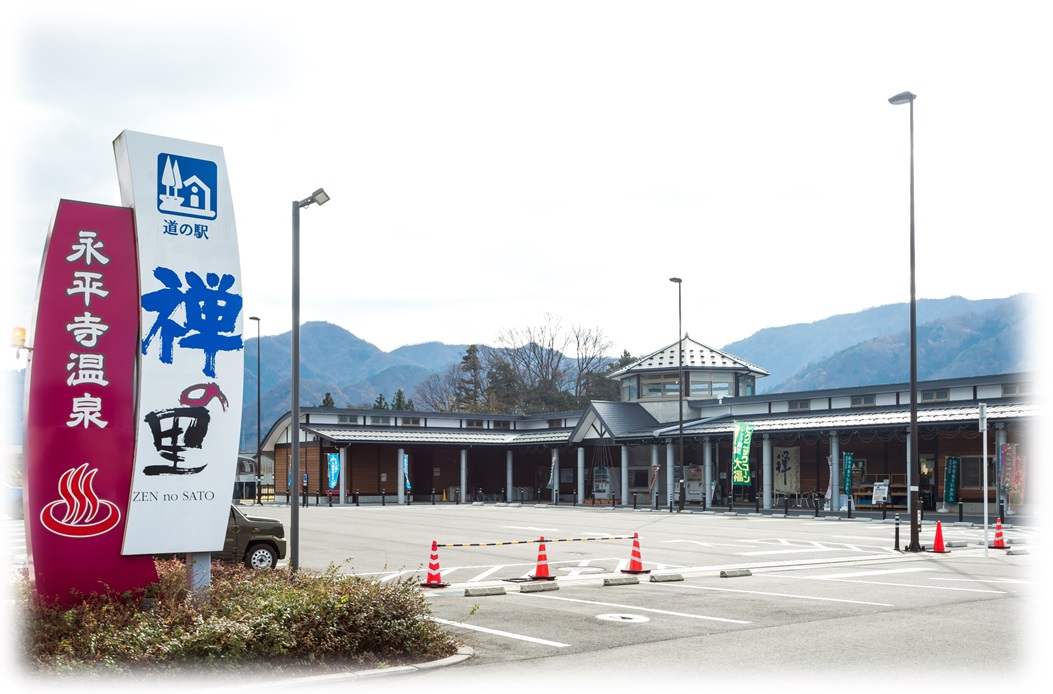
{"left": 2, "top": 294, "right": 1033, "bottom": 452}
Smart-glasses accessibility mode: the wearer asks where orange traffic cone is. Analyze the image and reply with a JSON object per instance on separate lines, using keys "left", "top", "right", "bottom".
{"left": 928, "top": 520, "right": 950, "bottom": 553}
{"left": 989, "top": 517, "right": 1008, "bottom": 549}
{"left": 420, "top": 540, "right": 450, "bottom": 588}
{"left": 529, "top": 536, "right": 556, "bottom": 580}
{"left": 621, "top": 532, "right": 651, "bottom": 574}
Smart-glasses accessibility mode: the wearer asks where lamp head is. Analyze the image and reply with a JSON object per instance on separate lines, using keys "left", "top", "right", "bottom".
{"left": 669, "top": 277, "right": 682, "bottom": 284}
{"left": 888, "top": 91, "right": 916, "bottom": 105}
{"left": 298, "top": 188, "right": 330, "bottom": 208}
{"left": 249, "top": 316, "right": 260, "bottom": 322}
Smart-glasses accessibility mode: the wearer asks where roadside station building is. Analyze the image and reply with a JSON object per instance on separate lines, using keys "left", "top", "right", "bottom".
{"left": 260, "top": 336, "right": 1034, "bottom": 514}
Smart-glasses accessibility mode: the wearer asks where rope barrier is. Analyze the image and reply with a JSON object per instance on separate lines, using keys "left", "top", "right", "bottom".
{"left": 437, "top": 535, "right": 636, "bottom": 548}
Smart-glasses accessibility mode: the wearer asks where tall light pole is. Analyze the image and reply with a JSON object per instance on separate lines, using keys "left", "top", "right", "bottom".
{"left": 670, "top": 277, "right": 685, "bottom": 511}
{"left": 249, "top": 316, "right": 262, "bottom": 505}
{"left": 291, "top": 187, "right": 330, "bottom": 572}
{"left": 889, "top": 90, "right": 921, "bottom": 552}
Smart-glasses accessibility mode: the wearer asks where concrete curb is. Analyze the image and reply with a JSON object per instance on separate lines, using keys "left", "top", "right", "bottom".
{"left": 228, "top": 646, "right": 475, "bottom": 689}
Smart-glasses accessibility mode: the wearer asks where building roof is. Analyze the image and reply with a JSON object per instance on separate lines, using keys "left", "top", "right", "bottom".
{"left": 659, "top": 400, "right": 1035, "bottom": 438}
{"left": 570, "top": 401, "right": 661, "bottom": 442}
{"left": 608, "top": 335, "right": 769, "bottom": 379}
{"left": 301, "top": 424, "right": 573, "bottom": 447}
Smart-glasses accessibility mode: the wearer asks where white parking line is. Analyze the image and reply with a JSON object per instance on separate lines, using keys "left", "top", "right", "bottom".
{"left": 468, "top": 565, "right": 505, "bottom": 582}
{"left": 654, "top": 581, "right": 893, "bottom": 606}
{"left": 431, "top": 618, "right": 570, "bottom": 647}
{"left": 809, "top": 567, "right": 932, "bottom": 579}
{"left": 511, "top": 592, "right": 751, "bottom": 624}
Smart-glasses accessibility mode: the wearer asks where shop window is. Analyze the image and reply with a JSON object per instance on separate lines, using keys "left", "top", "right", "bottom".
{"left": 921, "top": 389, "right": 949, "bottom": 403}
{"left": 959, "top": 455, "right": 996, "bottom": 488}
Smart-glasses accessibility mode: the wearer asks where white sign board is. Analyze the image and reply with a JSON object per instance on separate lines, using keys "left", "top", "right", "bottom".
{"left": 114, "top": 131, "right": 243, "bottom": 554}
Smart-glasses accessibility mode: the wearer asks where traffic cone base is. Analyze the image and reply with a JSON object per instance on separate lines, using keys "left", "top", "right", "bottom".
{"left": 529, "top": 536, "right": 557, "bottom": 580}
{"left": 989, "top": 517, "right": 1008, "bottom": 549}
{"left": 927, "top": 520, "right": 950, "bottom": 554}
{"left": 621, "top": 532, "right": 651, "bottom": 574}
{"left": 421, "top": 540, "right": 450, "bottom": 588}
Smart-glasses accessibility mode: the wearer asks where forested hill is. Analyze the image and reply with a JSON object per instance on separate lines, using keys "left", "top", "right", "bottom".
{"left": 2, "top": 295, "right": 1033, "bottom": 451}
{"left": 724, "top": 294, "right": 1033, "bottom": 393}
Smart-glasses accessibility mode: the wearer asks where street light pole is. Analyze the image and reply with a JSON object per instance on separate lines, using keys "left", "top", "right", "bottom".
{"left": 889, "top": 90, "right": 922, "bottom": 552}
{"left": 670, "top": 277, "right": 685, "bottom": 512}
{"left": 291, "top": 188, "right": 330, "bottom": 572}
{"left": 249, "top": 316, "right": 261, "bottom": 505}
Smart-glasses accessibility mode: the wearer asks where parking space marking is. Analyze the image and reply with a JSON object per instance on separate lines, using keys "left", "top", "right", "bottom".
{"left": 653, "top": 581, "right": 893, "bottom": 606}
{"left": 738, "top": 547, "right": 838, "bottom": 556}
{"left": 773, "top": 572, "right": 1009, "bottom": 594}
{"left": 468, "top": 565, "right": 506, "bottom": 582}
{"left": 809, "top": 567, "right": 932, "bottom": 579}
{"left": 431, "top": 617, "right": 570, "bottom": 647}
{"left": 510, "top": 592, "right": 751, "bottom": 624}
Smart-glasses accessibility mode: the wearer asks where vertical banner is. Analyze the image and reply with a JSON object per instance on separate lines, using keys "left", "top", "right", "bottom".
{"left": 943, "top": 457, "right": 960, "bottom": 505}
{"left": 772, "top": 447, "right": 800, "bottom": 494}
{"left": 23, "top": 201, "right": 158, "bottom": 605}
{"left": 114, "top": 131, "right": 243, "bottom": 554}
{"left": 842, "top": 452, "right": 853, "bottom": 498}
{"left": 731, "top": 422, "right": 754, "bottom": 486}
{"left": 999, "top": 444, "right": 1025, "bottom": 505}
{"left": 403, "top": 453, "right": 412, "bottom": 491}
{"left": 327, "top": 453, "right": 340, "bottom": 490}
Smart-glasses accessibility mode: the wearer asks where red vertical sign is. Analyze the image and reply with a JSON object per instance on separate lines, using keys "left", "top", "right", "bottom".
{"left": 24, "top": 200, "right": 158, "bottom": 606}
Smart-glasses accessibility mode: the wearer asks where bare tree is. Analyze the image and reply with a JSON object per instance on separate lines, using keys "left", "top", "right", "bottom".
{"left": 570, "top": 323, "right": 614, "bottom": 407}
{"left": 413, "top": 364, "right": 460, "bottom": 412}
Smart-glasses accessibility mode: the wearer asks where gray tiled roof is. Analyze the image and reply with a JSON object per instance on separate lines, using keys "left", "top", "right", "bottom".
{"left": 302, "top": 424, "right": 573, "bottom": 447}
{"left": 609, "top": 335, "right": 769, "bottom": 378}
{"left": 654, "top": 401, "right": 1035, "bottom": 438}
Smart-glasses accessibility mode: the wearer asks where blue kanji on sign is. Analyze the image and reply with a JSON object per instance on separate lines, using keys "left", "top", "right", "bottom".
{"left": 141, "top": 267, "right": 243, "bottom": 377}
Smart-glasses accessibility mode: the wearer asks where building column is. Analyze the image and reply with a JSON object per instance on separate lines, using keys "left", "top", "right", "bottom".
{"left": 397, "top": 447, "right": 405, "bottom": 504}
{"left": 650, "top": 444, "right": 660, "bottom": 507}
{"left": 665, "top": 443, "right": 675, "bottom": 509}
{"left": 460, "top": 449, "right": 467, "bottom": 502}
{"left": 506, "top": 450, "right": 514, "bottom": 502}
{"left": 830, "top": 432, "right": 840, "bottom": 510}
{"left": 762, "top": 434, "right": 772, "bottom": 510}
{"left": 551, "top": 448, "right": 560, "bottom": 504}
{"left": 703, "top": 437, "right": 713, "bottom": 507}
{"left": 339, "top": 446, "right": 347, "bottom": 505}
{"left": 577, "top": 447, "right": 585, "bottom": 504}
{"left": 620, "top": 445, "right": 630, "bottom": 508}
{"left": 995, "top": 423, "right": 1007, "bottom": 512}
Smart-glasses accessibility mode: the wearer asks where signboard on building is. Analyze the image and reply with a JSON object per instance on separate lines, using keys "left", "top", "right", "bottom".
{"left": 23, "top": 201, "right": 158, "bottom": 605}
{"left": 842, "top": 452, "right": 853, "bottom": 497}
{"left": 328, "top": 453, "right": 340, "bottom": 490}
{"left": 731, "top": 421, "right": 754, "bottom": 486}
{"left": 114, "top": 131, "right": 243, "bottom": 555}
{"left": 944, "top": 456, "right": 960, "bottom": 505}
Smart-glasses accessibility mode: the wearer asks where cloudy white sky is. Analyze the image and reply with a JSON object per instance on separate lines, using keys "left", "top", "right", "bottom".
{"left": 3, "top": 1, "right": 1049, "bottom": 368}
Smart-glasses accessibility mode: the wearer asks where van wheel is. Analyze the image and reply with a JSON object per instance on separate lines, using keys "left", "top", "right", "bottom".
{"left": 245, "top": 543, "right": 277, "bottom": 569}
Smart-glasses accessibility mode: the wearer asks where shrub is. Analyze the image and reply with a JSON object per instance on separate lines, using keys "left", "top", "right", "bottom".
{"left": 18, "top": 559, "right": 459, "bottom": 679}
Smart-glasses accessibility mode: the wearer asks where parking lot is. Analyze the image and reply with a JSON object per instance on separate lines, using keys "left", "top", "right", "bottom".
{"left": 244, "top": 502, "right": 1042, "bottom": 689}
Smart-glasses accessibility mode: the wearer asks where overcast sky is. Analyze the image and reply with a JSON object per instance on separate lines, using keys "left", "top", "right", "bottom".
{"left": 4, "top": 1, "right": 1049, "bottom": 371}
